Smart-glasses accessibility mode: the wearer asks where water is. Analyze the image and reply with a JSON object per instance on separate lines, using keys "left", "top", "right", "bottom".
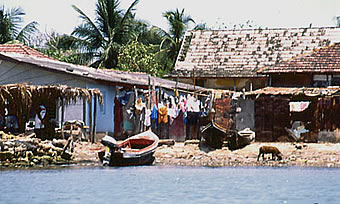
{"left": 1, "top": 166, "right": 339, "bottom": 204}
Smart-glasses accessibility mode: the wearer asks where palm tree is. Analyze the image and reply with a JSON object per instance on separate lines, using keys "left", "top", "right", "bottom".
{"left": 158, "top": 8, "right": 195, "bottom": 64}
{"left": 72, "top": 0, "right": 139, "bottom": 68}
{"left": 39, "top": 32, "right": 91, "bottom": 65}
{"left": 0, "top": 5, "right": 38, "bottom": 44}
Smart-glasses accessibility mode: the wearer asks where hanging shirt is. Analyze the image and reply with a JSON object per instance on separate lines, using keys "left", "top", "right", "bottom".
{"left": 186, "top": 96, "right": 200, "bottom": 112}
{"left": 167, "top": 107, "right": 176, "bottom": 125}
{"left": 158, "top": 106, "right": 168, "bottom": 124}
{"left": 289, "top": 101, "right": 310, "bottom": 112}
{"left": 144, "top": 108, "right": 151, "bottom": 127}
{"left": 135, "top": 98, "right": 144, "bottom": 115}
{"left": 151, "top": 105, "right": 158, "bottom": 120}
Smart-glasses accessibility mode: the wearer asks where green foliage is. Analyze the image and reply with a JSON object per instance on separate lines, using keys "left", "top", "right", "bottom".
{"left": 71, "top": 1, "right": 195, "bottom": 75}
{"left": 38, "top": 33, "right": 90, "bottom": 65}
{"left": 72, "top": 0, "right": 139, "bottom": 69}
{"left": 118, "top": 40, "right": 160, "bottom": 76}
{"left": 156, "top": 8, "right": 195, "bottom": 66}
{"left": 0, "top": 5, "right": 38, "bottom": 44}
{"left": 41, "top": 49, "right": 82, "bottom": 64}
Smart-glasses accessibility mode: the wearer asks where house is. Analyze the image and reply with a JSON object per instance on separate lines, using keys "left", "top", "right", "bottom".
{"left": 0, "top": 44, "right": 203, "bottom": 139}
{"left": 169, "top": 27, "right": 340, "bottom": 91}
{"left": 258, "top": 42, "right": 340, "bottom": 87}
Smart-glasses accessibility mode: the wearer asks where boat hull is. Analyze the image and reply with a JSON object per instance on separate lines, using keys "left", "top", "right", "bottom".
{"left": 99, "top": 130, "right": 159, "bottom": 167}
{"left": 108, "top": 151, "right": 155, "bottom": 166}
{"left": 200, "top": 121, "right": 228, "bottom": 149}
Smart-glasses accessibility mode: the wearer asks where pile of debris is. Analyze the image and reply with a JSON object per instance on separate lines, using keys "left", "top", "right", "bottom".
{"left": 0, "top": 131, "right": 75, "bottom": 168}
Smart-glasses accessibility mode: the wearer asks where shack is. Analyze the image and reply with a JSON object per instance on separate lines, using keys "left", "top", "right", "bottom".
{"left": 245, "top": 87, "right": 340, "bottom": 142}
{"left": 0, "top": 83, "right": 102, "bottom": 141}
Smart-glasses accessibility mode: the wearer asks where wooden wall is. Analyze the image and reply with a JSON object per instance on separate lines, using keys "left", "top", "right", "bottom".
{"left": 271, "top": 73, "right": 313, "bottom": 87}
{"left": 255, "top": 96, "right": 290, "bottom": 142}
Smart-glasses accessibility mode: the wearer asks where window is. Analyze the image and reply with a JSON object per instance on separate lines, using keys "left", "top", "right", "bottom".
{"left": 313, "top": 75, "right": 329, "bottom": 87}
{"left": 331, "top": 75, "right": 340, "bottom": 86}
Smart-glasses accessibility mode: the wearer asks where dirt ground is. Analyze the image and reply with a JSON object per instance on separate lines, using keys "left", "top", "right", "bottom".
{"left": 74, "top": 141, "right": 340, "bottom": 168}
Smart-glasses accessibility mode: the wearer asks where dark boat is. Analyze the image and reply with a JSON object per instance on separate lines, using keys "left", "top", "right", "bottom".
{"left": 236, "top": 128, "right": 255, "bottom": 146}
{"left": 98, "top": 130, "right": 159, "bottom": 166}
{"left": 200, "top": 121, "right": 228, "bottom": 149}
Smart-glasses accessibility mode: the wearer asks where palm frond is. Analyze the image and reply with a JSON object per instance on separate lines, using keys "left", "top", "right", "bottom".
{"left": 120, "top": 0, "right": 139, "bottom": 25}
{"left": 72, "top": 5, "right": 104, "bottom": 42}
{"left": 16, "top": 21, "right": 38, "bottom": 44}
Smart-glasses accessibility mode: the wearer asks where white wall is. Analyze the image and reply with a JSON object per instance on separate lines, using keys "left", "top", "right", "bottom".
{"left": 0, "top": 60, "right": 85, "bottom": 87}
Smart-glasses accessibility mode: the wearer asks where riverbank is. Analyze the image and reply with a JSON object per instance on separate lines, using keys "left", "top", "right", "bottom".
{"left": 1, "top": 132, "right": 339, "bottom": 169}
{"left": 72, "top": 141, "right": 340, "bottom": 168}
{"left": 154, "top": 142, "right": 340, "bottom": 168}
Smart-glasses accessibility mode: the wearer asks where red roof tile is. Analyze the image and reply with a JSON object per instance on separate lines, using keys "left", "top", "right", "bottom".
{"left": 260, "top": 43, "right": 340, "bottom": 73}
{"left": 0, "top": 44, "right": 52, "bottom": 59}
{"left": 173, "top": 27, "right": 340, "bottom": 78}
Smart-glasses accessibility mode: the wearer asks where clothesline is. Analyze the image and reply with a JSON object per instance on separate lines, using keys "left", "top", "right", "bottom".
{"left": 156, "top": 86, "right": 212, "bottom": 97}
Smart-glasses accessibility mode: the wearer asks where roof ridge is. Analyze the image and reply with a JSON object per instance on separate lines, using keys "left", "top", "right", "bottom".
{"left": 189, "top": 26, "right": 340, "bottom": 33}
{"left": 0, "top": 44, "right": 55, "bottom": 60}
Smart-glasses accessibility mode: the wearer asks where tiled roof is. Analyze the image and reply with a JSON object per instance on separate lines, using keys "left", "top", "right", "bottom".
{"left": 259, "top": 42, "right": 340, "bottom": 74}
{"left": 173, "top": 27, "right": 340, "bottom": 78}
{"left": 0, "top": 44, "right": 52, "bottom": 59}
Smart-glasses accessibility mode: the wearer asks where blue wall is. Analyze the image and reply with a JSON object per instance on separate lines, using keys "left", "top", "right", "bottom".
{"left": 86, "top": 83, "right": 116, "bottom": 134}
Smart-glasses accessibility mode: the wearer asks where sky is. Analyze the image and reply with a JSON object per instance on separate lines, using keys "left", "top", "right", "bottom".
{"left": 2, "top": 0, "right": 340, "bottom": 35}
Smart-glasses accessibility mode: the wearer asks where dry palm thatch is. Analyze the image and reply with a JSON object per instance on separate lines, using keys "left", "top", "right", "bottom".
{"left": 0, "top": 83, "right": 103, "bottom": 117}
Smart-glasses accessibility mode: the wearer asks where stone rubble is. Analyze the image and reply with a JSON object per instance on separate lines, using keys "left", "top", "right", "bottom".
{"left": 0, "top": 131, "right": 74, "bottom": 168}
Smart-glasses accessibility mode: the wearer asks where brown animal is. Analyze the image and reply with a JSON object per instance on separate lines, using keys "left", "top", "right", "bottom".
{"left": 257, "top": 146, "right": 283, "bottom": 161}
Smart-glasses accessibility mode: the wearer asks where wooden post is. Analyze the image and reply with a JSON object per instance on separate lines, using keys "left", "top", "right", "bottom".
{"left": 148, "top": 76, "right": 151, "bottom": 109}
{"left": 156, "top": 86, "right": 160, "bottom": 107}
{"left": 83, "top": 98, "right": 86, "bottom": 123}
{"left": 89, "top": 97, "right": 93, "bottom": 142}
{"left": 152, "top": 79, "right": 156, "bottom": 108}
{"left": 146, "top": 77, "right": 152, "bottom": 131}
{"left": 233, "top": 79, "right": 236, "bottom": 91}
{"left": 92, "top": 95, "right": 97, "bottom": 143}
{"left": 61, "top": 98, "right": 65, "bottom": 139}
{"left": 61, "top": 98, "right": 65, "bottom": 129}
{"left": 193, "top": 68, "right": 196, "bottom": 92}
{"left": 82, "top": 98, "right": 88, "bottom": 140}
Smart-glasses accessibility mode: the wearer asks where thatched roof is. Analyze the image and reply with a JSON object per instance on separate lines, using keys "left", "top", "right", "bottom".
{"left": 0, "top": 84, "right": 103, "bottom": 113}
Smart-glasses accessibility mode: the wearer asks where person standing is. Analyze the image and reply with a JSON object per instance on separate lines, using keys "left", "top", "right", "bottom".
{"left": 35, "top": 105, "right": 46, "bottom": 138}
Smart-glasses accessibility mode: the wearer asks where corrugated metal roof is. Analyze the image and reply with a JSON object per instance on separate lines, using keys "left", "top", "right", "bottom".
{"left": 0, "top": 52, "right": 205, "bottom": 91}
{"left": 245, "top": 87, "right": 340, "bottom": 97}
